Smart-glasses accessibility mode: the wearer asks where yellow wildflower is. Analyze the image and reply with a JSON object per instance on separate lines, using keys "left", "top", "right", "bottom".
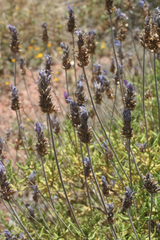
{"left": 15, "top": 6, "right": 19, "bottom": 10}
{"left": 34, "top": 47, "right": 39, "bottom": 51}
{"left": 55, "top": 71, "right": 59, "bottom": 75}
{"left": 47, "top": 42, "right": 52, "bottom": 47}
{"left": 54, "top": 78, "right": 59, "bottom": 82}
{"left": 12, "top": 59, "right": 15, "bottom": 63}
{"left": 35, "top": 53, "right": 43, "bottom": 59}
{"left": 5, "top": 81, "right": 9, "bottom": 86}
{"left": 27, "top": 51, "right": 31, "bottom": 54}
{"left": 29, "top": 46, "right": 33, "bottom": 50}
{"left": 27, "top": 118, "right": 31, "bottom": 122}
{"left": 58, "top": 24, "right": 62, "bottom": 29}
{"left": 30, "top": 39, "right": 35, "bottom": 43}
{"left": 101, "top": 42, "right": 106, "bottom": 49}
{"left": 7, "top": 75, "right": 10, "bottom": 78}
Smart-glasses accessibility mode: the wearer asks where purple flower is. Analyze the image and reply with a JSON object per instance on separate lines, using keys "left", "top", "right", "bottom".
{"left": 35, "top": 122, "right": 42, "bottom": 135}
{"left": 28, "top": 170, "right": 37, "bottom": 185}
{"left": 123, "top": 79, "right": 135, "bottom": 92}
{"left": 125, "top": 186, "right": 135, "bottom": 198}
{"left": 4, "top": 230, "right": 12, "bottom": 238}
{"left": 116, "top": 8, "right": 121, "bottom": 17}
{"left": 115, "top": 40, "right": 120, "bottom": 48}
{"left": 8, "top": 24, "right": 17, "bottom": 33}
{"left": 94, "top": 63, "right": 102, "bottom": 72}
{"left": 64, "top": 91, "right": 69, "bottom": 102}
{"left": 103, "top": 69, "right": 107, "bottom": 75}
{"left": 88, "top": 30, "right": 96, "bottom": 36}
{"left": 79, "top": 105, "right": 89, "bottom": 127}
{"left": 19, "top": 56, "right": 26, "bottom": 68}
{"left": 123, "top": 109, "right": 131, "bottom": 122}
{"left": 0, "top": 138, "right": 3, "bottom": 153}
{"left": 38, "top": 69, "right": 51, "bottom": 85}
{"left": 44, "top": 55, "right": 52, "bottom": 65}
{"left": 0, "top": 161, "right": 4, "bottom": 175}
{"left": 68, "top": 5, "right": 74, "bottom": 14}
{"left": 11, "top": 85, "right": 19, "bottom": 98}
{"left": 41, "top": 22, "right": 47, "bottom": 29}
{"left": 107, "top": 202, "right": 114, "bottom": 213}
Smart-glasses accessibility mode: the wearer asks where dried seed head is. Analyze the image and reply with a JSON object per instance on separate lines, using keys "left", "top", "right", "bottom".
{"left": 134, "top": 65, "right": 139, "bottom": 76}
{"left": 14, "top": 132, "right": 22, "bottom": 151}
{"left": 60, "top": 42, "right": 71, "bottom": 70}
{"left": 8, "top": 24, "right": 20, "bottom": 53}
{"left": 75, "top": 80, "right": 86, "bottom": 106}
{"left": 107, "top": 203, "right": 114, "bottom": 224}
{"left": 121, "top": 186, "right": 135, "bottom": 213}
{"left": 124, "top": 0, "right": 134, "bottom": 10}
{"left": 67, "top": 97, "right": 80, "bottom": 127}
{"left": 50, "top": 115, "right": 60, "bottom": 135}
{"left": 28, "top": 170, "right": 37, "bottom": 186}
{"left": 38, "top": 69, "right": 58, "bottom": 114}
{"left": 19, "top": 56, "right": 26, "bottom": 75}
{"left": 6, "top": 128, "right": 12, "bottom": 141}
{"left": 143, "top": 172, "right": 160, "bottom": 194}
{"left": 110, "top": 57, "right": 116, "bottom": 73}
{"left": 139, "top": 0, "right": 151, "bottom": 18}
{"left": 41, "top": 22, "right": 49, "bottom": 44}
{"left": 10, "top": 85, "right": 20, "bottom": 111}
{"left": 105, "top": 0, "right": 116, "bottom": 15}
{"left": 86, "top": 30, "right": 97, "bottom": 54}
{"left": 26, "top": 204, "right": 36, "bottom": 222}
{"left": 31, "top": 185, "right": 39, "bottom": 203}
{"left": 122, "top": 110, "right": 133, "bottom": 139}
{"left": 145, "top": 89, "right": 153, "bottom": 99}
{"left": 44, "top": 55, "right": 52, "bottom": 72}
{"left": 123, "top": 79, "right": 136, "bottom": 111}
{"left": 35, "top": 122, "right": 48, "bottom": 157}
{"left": 92, "top": 63, "right": 102, "bottom": 83}
{"left": 75, "top": 30, "right": 90, "bottom": 68}
{"left": 94, "top": 82, "right": 103, "bottom": 104}
{"left": 83, "top": 157, "right": 91, "bottom": 178}
{"left": 0, "top": 161, "right": 16, "bottom": 202}
{"left": 78, "top": 105, "right": 92, "bottom": 144}
{"left": 136, "top": 142, "right": 148, "bottom": 153}
{"left": 67, "top": 6, "right": 76, "bottom": 33}
{"left": 101, "top": 176, "right": 110, "bottom": 196}
{"left": 103, "top": 142, "right": 113, "bottom": 160}
{"left": 114, "top": 64, "right": 123, "bottom": 85}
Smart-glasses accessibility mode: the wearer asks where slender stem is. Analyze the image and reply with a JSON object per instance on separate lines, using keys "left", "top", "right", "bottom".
{"left": 82, "top": 67, "right": 128, "bottom": 181}
{"left": 79, "top": 141, "right": 92, "bottom": 213}
{"left": 14, "top": 53, "right": 16, "bottom": 86}
{"left": 153, "top": 53, "right": 160, "bottom": 132}
{"left": 48, "top": 113, "right": 85, "bottom": 236}
{"left": 128, "top": 139, "right": 133, "bottom": 191}
{"left": 109, "top": 85, "right": 117, "bottom": 136}
{"left": 109, "top": 14, "right": 124, "bottom": 105}
{"left": 37, "top": 204, "right": 52, "bottom": 233}
{"left": 65, "top": 70, "right": 69, "bottom": 96}
{"left": 148, "top": 193, "right": 153, "bottom": 240}
{"left": 8, "top": 202, "right": 33, "bottom": 240}
{"left": 72, "top": 32, "right": 77, "bottom": 84}
{"left": 127, "top": 208, "right": 139, "bottom": 240}
{"left": 86, "top": 144, "right": 118, "bottom": 240}
{"left": 128, "top": 11, "right": 142, "bottom": 71}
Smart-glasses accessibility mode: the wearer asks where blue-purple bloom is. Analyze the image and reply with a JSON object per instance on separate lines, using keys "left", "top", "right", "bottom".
{"left": 0, "top": 138, "right": 3, "bottom": 154}
{"left": 88, "top": 29, "right": 96, "bottom": 36}
{"left": 38, "top": 69, "right": 51, "bottom": 85}
{"left": 11, "top": 85, "right": 19, "bottom": 99}
{"left": 4, "top": 230, "right": 12, "bottom": 238}
{"left": 28, "top": 170, "right": 37, "bottom": 185}
{"left": 139, "top": 0, "right": 145, "bottom": 8}
{"left": 123, "top": 109, "right": 131, "bottom": 121}
{"left": 125, "top": 186, "right": 135, "bottom": 198}
{"left": 64, "top": 91, "right": 69, "bottom": 102}
{"left": 41, "top": 22, "right": 47, "bottom": 29}
{"left": 68, "top": 5, "right": 74, "bottom": 14}
{"left": 0, "top": 161, "right": 5, "bottom": 175}
{"left": 116, "top": 8, "right": 121, "bottom": 17}
{"left": 35, "top": 122, "right": 42, "bottom": 135}
{"left": 115, "top": 40, "right": 120, "bottom": 48}
{"left": 8, "top": 24, "right": 17, "bottom": 33}
{"left": 79, "top": 105, "right": 89, "bottom": 127}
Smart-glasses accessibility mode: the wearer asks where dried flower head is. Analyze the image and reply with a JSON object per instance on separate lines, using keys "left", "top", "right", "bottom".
{"left": 6, "top": 128, "right": 12, "bottom": 141}
{"left": 10, "top": 85, "right": 20, "bottom": 111}
{"left": 134, "top": 65, "right": 139, "bottom": 76}
{"left": 19, "top": 56, "right": 26, "bottom": 75}
{"left": 0, "top": 161, "right": 16, "bottom": 202}
{"left": 94, "top": 82, "right": 103, "bottom": 104}
{"left": 107, "top": 203, "right": 114, "bottom": 224}
{"left": 101, "top": 176, "right": 110, "bottom": 196}
{"left": 110, "top": 57, "right": 116, "bottom": 73}
{"left": 26, "top": 204, "right": 36, "bottom": 222}
{"left": 143, "top": 172, "right": 160, "bottom": 194}
{"left": 114, "top": 64, "right": 123, "bottom": 85}
{"left": 35, "top": 122, "right": 48, "bottom": 157}
{"left": 92, "top": 63, "right": 102, "bottom": 83}
{"left": 8, "top": 24, "right": 20, "bottom": 53}
{"left": 139, "top": 0, "right": 151, "bottom": 18}
{"left": 38, "top": 69, "right": 58, "bottom": 114}
{"left": 124, "top": 0, "right": 134, "bottom": 10}
{"left": 41, "top": 22, "right": 49, "bottom": 44}
{"left": 103, "top": 142, "right": 113, "bottom": 160}
{"left": 105, "top": 0, "right": 116, "bottom": 15}
{"left": 67, "top": 98, "right": 80, "bottom": 127}
{"left": 145, "top": 89, "right": 153, "bottom": 99}
{"left": 31, "top": 185, "right": 39, "bottom": 202}
{"left": 4, "top": 230, "right": 15, "bottom": 240}
{"left": 136, "top": 142, "right": 148, "bottom": 153}
{"left": 44, "top": 55, "right": 52, "bottom": 72}
{"left": 75, "top": 80, "right": 86, "bottom": 106}
{"left": 14, "top": 132, "right": 22, "bottom": 151}
{"left": 50, "top": 115, "right": 60, "bottom": 135}
{"left": 86, "top": 30, "right": 97, "bottom": 54}
{"left": 83, "top": 157, "right": 91, "bottom": 178}
{"left": 121, "top": 186, "right": 135, "bottom": 212}
{"left": 122, "top": 110, "right": 133, "bottom": 139}
{"left": 123, "top": 79, "right": 136, "bottom": 111}
{"left": 75, "top": 30, "right": 90, "bottom": 68}
{"left": 60, "top": 42, "right": 71, "bottom": 70}
{"left": 28, "top": 170, "right": 37, "bottom": 186}
{"left": 78, "top": 105, "right": 92, "bottom": 144}
{"left": 67, "top": 6, "right": 76, "bottom": 33}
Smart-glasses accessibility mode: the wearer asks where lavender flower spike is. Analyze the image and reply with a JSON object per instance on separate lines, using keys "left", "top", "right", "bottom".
{"left": 35, "top": 122, "right": 42, "bottom": 135}
{"left": 0, "top": 161, "right": 5, "bottom": 176}
{"left": 79, "top": 105, "right": 90, "bottom": 127}
{"left": 4, "top": 230, "right": 12, "bottom": 238}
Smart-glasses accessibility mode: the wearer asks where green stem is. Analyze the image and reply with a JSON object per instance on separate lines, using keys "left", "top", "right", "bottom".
{"left": 148, "top": 193, "right": 153, "bottom": 240}
{"left": 127, "top": 208, "right": 139, "bottom": 240}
